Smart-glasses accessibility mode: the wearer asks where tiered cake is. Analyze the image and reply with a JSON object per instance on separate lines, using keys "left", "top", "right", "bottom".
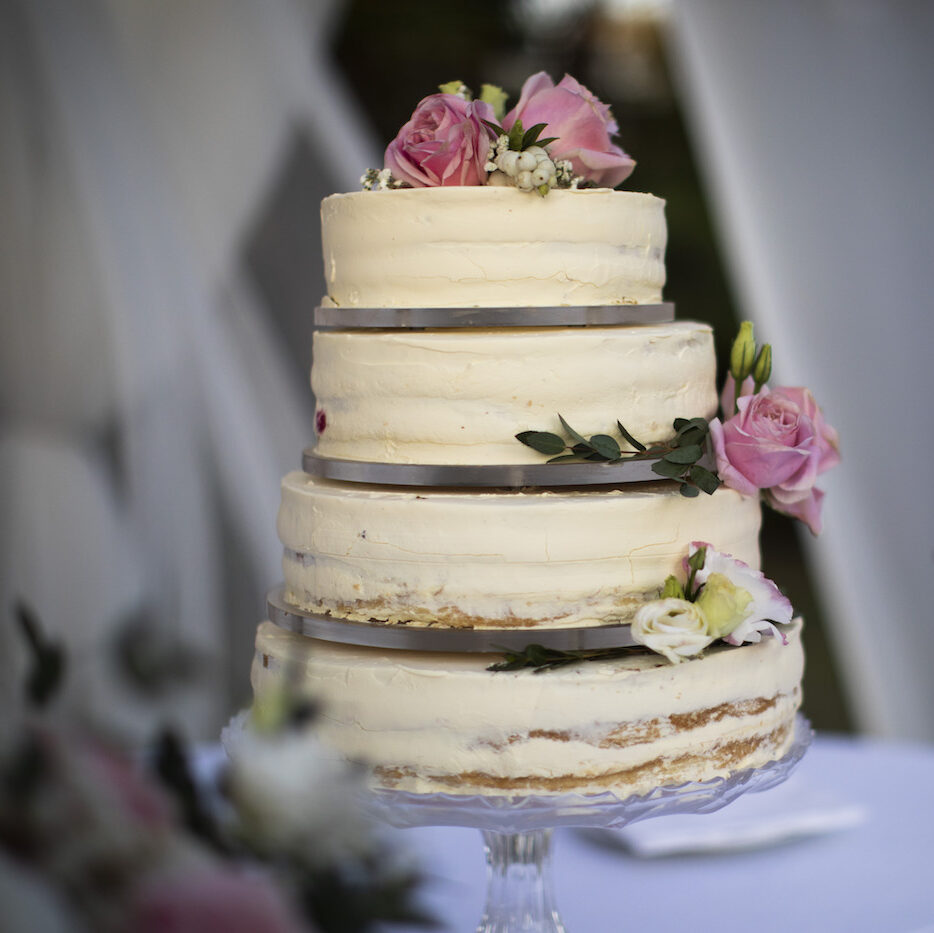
{"left": 250, "top": 183, "right": 806, "bottom": 799}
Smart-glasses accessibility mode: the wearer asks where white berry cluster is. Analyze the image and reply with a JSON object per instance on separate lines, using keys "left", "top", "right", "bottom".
{"left": 485, "top": 135, "right": 558, "bottom": 193}
{"left": 485, "top": 136, "right": 584, "bottom": 194}
{"left": 360, "top": 167, "right": 405, "bottom": 191}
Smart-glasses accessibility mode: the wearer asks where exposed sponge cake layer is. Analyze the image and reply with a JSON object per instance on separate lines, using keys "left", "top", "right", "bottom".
{"left": 251, "top": 619, "right": 803, "bottom": 798}
{"left": 278, "top": 475, "right": 762, "bottom": 629}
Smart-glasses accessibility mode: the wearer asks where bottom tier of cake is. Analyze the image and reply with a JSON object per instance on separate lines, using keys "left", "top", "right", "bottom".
{"left": 250, "top": 619, "right": 803, "bottom": 799}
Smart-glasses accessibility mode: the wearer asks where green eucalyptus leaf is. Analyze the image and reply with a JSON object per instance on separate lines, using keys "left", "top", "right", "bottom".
{"left": 516, "top": 430, "right": 566, "bottom": 455}
{"left": 588, "top": 434, "right": 621, "bottom": 460}
{"left": 616, "top": 420, "right": 647, "bottom": 452}
{"left": 546, "top": 453, "right": 582, "bottom": 463}
{"left": 651, "top": 459, "right": 687, "bottom": 479}
{"left": 673, "top": 418, "right": 690, "bottom": 432}
{"left": 675, "top": 427, "right": 706, "bottom": 447}
{"left": 679, "top": 482, "right": 701, "bottom": 498}
{"left": 689, "top": 464, "right": 721, "bottom": 495}
{"left": 664, "top": 444, "right": 703, "bottom": 464}
{"left": 558, "top": 414, "right": 589, "bottom": 448}
{"left": 483, "top": 118, "right": 506, "bottom": 137}
{"left": 685, "top": 417, "right": 709, "bottom": 432}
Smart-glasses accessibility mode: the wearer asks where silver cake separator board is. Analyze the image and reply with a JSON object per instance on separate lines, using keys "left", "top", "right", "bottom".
{"left": 313, "top": 303, "right": 674, "bottom": 330}
{"left": 266, "top": 586, "right": 637, "bottom": 653}
{"left": 302, "top": 450, "right": 706, "bottom": 488}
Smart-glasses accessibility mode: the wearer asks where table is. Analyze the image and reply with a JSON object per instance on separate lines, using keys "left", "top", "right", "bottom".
{"left": 390, "top": 734, "right": 934, "bottom": 933}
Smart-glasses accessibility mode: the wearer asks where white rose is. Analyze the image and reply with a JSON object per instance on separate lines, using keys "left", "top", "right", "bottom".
{"left": 631, "top": 598, "right": 714, "bottom": 664}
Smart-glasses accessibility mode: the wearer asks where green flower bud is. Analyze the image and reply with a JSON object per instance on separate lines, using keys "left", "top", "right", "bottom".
{"left": 730, "top": 321, "right": 756, "bottom": 383}
{"left": 661, "top": 574, "right": 686, "bottom": 600}
{"left": 753, "top": 343, "right": 772, "bottom": 389}
{"left": 480, "top": 83, "right": 509, "bottom": 122}
{"left": 438, "top": 80, "right": 471, "bottom": 100}
{"left": 695, "top": 572, "right": 753, "bottom": 639}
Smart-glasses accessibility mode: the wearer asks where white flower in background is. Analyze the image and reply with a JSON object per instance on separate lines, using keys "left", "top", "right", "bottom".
{"left": 631, "top": 598, "right": 714, "bottom": 664}
{"left": 688, "top": 542, "right": 793, "bottom": 644}
{"left": 224, "top": 713, "right": 374, "bottom": 868}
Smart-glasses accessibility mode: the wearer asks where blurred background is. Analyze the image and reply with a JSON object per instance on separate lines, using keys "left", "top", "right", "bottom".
{"left": 2, "top": 0, "right": 932, "bottom": 745}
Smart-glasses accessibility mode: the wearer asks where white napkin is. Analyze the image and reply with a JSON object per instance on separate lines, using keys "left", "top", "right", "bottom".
{"left": 608, "top": 774, "right": 867, "bottom": 857}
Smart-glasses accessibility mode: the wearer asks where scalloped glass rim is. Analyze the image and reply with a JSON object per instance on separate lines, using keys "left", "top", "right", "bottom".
{"left": 361, "top": 715, "right": 813, "bottom": 833}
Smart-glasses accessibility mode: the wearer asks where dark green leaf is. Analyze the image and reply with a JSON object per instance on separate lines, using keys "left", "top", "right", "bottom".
{"left": 488, "top": 643, "right": 645, "bottom": 674}
{"left": 679, "top": 482, "right": 701, "bottom": 497}
{"left": 536, "top": 137, "right": 559, "bottom": 149}
{"left": 689, "top": 464, "right": 721, "bottom": 495}
{"left": 546, "top": 453, "right": 583, "bottom": 464}
{"left": 516, "top": 430, "right": 566, "bottom": 455}
{"left": 676, "top": 417, "right": 709, "bottom": 434}
{"left": 663, "top": 444, "right": 703, "bottom": 464}
{"left": 651, "top": 459, "right": 687, "bottom": 479}
{"left": 571, "top": 442, "right": 592, "bottom": 456}
{"left": 558, "top": 414, "right": 589, "bottom": 448}
{"left": 520, "top": 123, "right": 549, "bottom": 149}
{"left": 588, "top": 434, "right": 621, "bottom": 460}
{"left": 616, "top": 420, "right": 647, "bottom": 452}
{"left": 675, "top": 427, "right": 706, "bottom": 448}
{"left": 482, "top": 118, "right": 506, "bottom": 137}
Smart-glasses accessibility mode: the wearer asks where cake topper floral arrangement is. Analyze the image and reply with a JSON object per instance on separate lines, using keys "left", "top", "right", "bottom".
{"left": 362, "top": 72, "right": 635, "bottom": 196}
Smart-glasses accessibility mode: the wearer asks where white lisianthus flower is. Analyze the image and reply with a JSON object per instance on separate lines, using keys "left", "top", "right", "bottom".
{"left": 631, "top": 598, "right": 714, "bottom": 664}
{"left": 687, "top": 542, "right": 793, "bottom": 644}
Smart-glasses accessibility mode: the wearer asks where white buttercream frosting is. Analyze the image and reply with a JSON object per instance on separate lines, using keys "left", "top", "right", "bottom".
{"left": 321, "top": 187, "right": 666, "bottom": 308}
{"left": 311, "top": 321, "right": 717, "bottom": 464}
{"left": 251, "top": 619, "right": 803, "bottom": 797}
{"left": 278, "top": 474, "right": 762, "bottom": 628}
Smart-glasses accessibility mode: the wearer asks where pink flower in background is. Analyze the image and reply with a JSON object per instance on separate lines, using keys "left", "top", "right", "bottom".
{"left": 709, "top": 386, "right": 839, "bottom": 534}
{"left": 503, "top": 72, "right": 635, "bottom": 187}
{"left": 127, "top": 868, "right": 308, "bottom": 933}
{"left": 384, "top": 93, "right": 495, "bottom": 187}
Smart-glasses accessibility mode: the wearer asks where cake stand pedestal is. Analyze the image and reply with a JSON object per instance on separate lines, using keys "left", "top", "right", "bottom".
{"left": 364, "top": 716, "right": 812, "bottom": 933}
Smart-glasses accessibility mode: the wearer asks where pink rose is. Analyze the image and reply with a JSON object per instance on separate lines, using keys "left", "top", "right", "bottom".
{"left": 384, "top": 93, "right": 495, "bottom": 187}
{"left": 503, "top": 72, "right": 635, "bottom": 187}
{"left": 709, "top": 386, "right": 839, "bottom": 534}
{"left": 127, "top": 868, "right": 308, "bottom": 933}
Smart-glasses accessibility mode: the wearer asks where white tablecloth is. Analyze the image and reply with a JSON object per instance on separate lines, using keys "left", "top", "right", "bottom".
{"left": 391, "top": 734, "right": 934, "bottom": 932}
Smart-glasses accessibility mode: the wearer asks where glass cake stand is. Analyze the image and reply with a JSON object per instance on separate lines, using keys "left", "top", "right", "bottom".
{"left": 363, "top": 715, "right": 812, "bottom": 933}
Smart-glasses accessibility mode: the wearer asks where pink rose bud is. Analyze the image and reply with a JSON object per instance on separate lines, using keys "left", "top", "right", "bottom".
{"left": 384, "top": 93, "right": 495, "bottom": 187}
{"left": 503, "top": 72, "right": 635, "bottom": 187}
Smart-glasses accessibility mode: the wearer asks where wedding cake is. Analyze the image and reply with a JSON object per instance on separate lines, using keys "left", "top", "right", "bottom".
{"left": 250, "top": 74, "right": 839, "bottom": 798}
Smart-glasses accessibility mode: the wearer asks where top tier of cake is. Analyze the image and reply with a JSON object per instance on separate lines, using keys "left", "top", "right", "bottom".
{"left": 321, "top": 187, "right": 666, "bottom": 309}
